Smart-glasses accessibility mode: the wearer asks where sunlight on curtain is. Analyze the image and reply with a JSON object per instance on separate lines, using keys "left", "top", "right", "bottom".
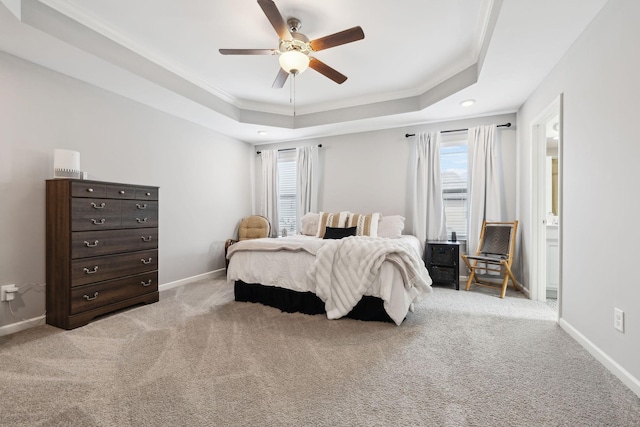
{"left": 260, "top": 150, "right": 279, "bottom": 237}
{"left": 411, "top": 131, "right": 447, "bottom": 244}
{"left": 467, "top": 125, "right": 504, "bottom": 255}
{"left": 296, "top": 146, "right": 318, "bottom": 233}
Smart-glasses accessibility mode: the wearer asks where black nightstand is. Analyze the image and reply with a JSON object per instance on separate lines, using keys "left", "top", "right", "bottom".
{"left": 424, "top": 241, "right": 460, "bottom": 290}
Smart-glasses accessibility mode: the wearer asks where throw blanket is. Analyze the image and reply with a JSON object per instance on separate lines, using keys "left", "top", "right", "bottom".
{"left": 307, "top": 236, "right": 432, "bottom": 320}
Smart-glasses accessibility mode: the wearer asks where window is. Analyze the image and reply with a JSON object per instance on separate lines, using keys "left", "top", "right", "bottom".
{"left": 440, "top": 139, "right": 468, "bottom": 239}
{"left": 277, "top": 150, "right": 297, "bottom": 235}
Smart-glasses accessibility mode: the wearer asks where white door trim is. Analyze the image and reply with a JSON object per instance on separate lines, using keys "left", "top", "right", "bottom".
{"left": 529, "top": 95, "right": 562, "bottom": 312}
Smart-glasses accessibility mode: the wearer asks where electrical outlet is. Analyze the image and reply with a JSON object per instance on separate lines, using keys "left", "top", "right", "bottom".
{"left": 1, "top": 284, "right": 19, "bottom": 302}
{"left": 614, "top": 308, "right": 624, "bottom": 333}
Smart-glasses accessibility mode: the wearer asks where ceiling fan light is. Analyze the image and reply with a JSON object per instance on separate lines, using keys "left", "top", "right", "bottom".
{"left": 279, "top": 50, "right": 309, "bottom": 75}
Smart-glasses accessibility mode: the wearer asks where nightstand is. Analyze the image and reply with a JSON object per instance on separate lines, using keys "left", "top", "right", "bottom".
{"left": 424, "top": 241, "right": 460, "bottom": 290}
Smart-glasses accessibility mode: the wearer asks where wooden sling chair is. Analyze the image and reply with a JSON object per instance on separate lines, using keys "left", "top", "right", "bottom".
{"left": 462, "top": 220, "right": 520, "bottom": 298}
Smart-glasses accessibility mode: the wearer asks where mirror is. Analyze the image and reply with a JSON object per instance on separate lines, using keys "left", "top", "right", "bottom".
{"left": 546, "top": 117, "right": 559, "bottom": 220}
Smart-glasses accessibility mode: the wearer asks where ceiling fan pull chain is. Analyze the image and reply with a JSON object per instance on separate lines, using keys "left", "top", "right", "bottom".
{"left": 293, "top": 73, "right": 297, "bottom": 117}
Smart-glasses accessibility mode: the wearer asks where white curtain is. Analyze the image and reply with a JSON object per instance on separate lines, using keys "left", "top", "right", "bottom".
{"left": 467, "top": 125, "right": 504, "bottom": 255}
{"left": 260, "top": 150, "right": 279, "bottom": 237}
{"left": 411, "top": 131, "right": 447, "bottom": 244}
{"left": 296, "top": 146, "right": 318, "bottom": 232}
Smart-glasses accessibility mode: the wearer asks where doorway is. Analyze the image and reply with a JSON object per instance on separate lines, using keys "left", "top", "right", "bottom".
{"left": 530, "top": 96, "right": 562, "bottom": 314}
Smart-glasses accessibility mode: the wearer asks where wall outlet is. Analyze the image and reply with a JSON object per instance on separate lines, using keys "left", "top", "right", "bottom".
{"left": 614, "top": 308, "right": 624, "bottom": 333}
{"left": 1, "top": 284, "right": 19, "bottom": 302}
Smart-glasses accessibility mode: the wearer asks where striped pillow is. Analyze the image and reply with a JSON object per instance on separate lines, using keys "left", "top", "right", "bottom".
{"left": 346, "top": 213, "right": 380, "bottom": 237}
{"left": 316, "top": 211, "right": 350, "bottom": 238}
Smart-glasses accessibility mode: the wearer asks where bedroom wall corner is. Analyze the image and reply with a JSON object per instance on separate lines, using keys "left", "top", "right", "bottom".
{"left": 0, "top": 51, "right": 253, "bottom": 332}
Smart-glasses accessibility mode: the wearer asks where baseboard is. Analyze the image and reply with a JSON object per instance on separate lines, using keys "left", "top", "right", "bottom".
{"left": 0, "top": 269, "right": 227, "bottom": 337}
{"left": 159, "top": 268, "right": 227, "bottom": 292}
{"left": 0, "top": 315, "right": 46, "bottom": 338}
{"left": 559, "top": 318, "right": 640, "bottom": 398}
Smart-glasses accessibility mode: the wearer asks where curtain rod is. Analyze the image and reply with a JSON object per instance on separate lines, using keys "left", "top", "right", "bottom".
{"left": 405, "top": 122, "right": 512, "bottom": 138}
{"left": 256, "top": 144, "right": 322, "bottom": 155}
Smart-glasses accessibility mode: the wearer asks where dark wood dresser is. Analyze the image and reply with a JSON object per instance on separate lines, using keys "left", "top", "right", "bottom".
{"left": 46, "top": 179, "right": 159, "bottom": 329}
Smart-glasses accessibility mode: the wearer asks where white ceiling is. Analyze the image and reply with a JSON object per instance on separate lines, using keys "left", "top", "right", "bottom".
{"left": 0, "top": 0, "right": 609, "bottom": 144}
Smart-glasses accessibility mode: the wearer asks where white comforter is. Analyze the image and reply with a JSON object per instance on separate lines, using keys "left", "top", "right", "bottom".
{"left": 308, "top": 237, "right": 432, "bottom": 321}
{"left": 227, "top": 235, "right": 432, "bottom": 324}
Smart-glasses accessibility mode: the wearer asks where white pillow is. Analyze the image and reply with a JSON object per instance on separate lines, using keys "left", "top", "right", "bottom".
{"left": 316, "top": 211, "right": 350, "bottom": 238}
{"left": 300, "top": 212, "right": 320, "bottom": 236}
{"left": 346, "top": 212, "right": 380, "bottom": 237}
{"left": 377, "top": 215, "right": 405, "bottom": 239}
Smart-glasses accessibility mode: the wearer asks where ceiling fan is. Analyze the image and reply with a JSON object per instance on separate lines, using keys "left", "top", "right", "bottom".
{"left": 219, "top": 0, "right": 365, "bottom": 88}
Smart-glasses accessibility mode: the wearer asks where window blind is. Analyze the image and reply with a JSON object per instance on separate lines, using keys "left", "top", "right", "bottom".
{"left": 440, "top": 140, "right": 468, "bottom": 239}
{"left": 277, "top": 151, "right": 297, "bottom": 235}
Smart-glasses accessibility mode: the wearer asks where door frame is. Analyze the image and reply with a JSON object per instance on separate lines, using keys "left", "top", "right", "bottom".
{"left": 529, "top": 94, "right": 563, "bottom": 313}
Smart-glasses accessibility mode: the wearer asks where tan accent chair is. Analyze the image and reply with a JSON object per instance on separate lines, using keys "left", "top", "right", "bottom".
{"left": 461, "top": 220, "right": 520, "bottom": 298}
{"left": 225, "top": 215, "right": 271, "bottom": 268}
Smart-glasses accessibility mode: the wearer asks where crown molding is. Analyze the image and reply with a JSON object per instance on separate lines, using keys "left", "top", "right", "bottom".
{"left": 0, "top": 0, "right": 21, "bottom": 19}
{"left": 17, "top": 0, "right": 503, "bottom": 130}
{"left": 36, "top": 0, "right": 238, "bottom": 105}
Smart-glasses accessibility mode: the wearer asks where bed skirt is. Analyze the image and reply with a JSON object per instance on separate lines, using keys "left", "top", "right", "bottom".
{"left": 234, "top": 281, "right": 394, "bottom": 323}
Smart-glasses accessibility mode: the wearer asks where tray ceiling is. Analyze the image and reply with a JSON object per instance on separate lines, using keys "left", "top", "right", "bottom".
{"left": 0, "top": 0, "right": 609, "bottom": 143}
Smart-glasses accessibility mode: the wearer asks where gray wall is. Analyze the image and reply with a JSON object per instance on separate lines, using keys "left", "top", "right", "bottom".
{"left": 0, "top": 52, "right": 253, "bottom": 329}
{"left": 255, "top": 113, "right": 517, "bottom": 245}
{"left": 517, "top": 0, "right": 640, "bottom": 385}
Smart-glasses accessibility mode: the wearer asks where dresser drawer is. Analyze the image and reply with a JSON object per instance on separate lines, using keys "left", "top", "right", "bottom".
{"left": 106, "top": 183, "right": 136, "bottom": 199}
{"left": 429, "top": 265, "right": 457, "bottom": 283}
{"left": 71, "top": 249, "right": 158, "bottom": 286}
{"left": 71, "top": 181, "right": 106, "bottom": 198}
{"left": 71, "top": 228, "right": 159, "bottom": 258}
{"left": 71, "top": 198, "right": 122, "bottom": 231}
{"left": 70, "top": 271, "right": 158, "bottom": 315}
{"left": 121, "top": 200, "right": 158, "bottom": 228}
{"left": 135, "top": 187, "right": 158, "bottom": 201}
{"left": 428, "top": 245, "right": 457, "bottom": 266}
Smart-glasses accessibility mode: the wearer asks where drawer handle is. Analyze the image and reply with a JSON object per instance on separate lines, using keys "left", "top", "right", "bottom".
{"left": 83, "top": 292, "right": 99, "bottom": 301}
{"left": 119, "top": 190, "right": 125, "bottom": 195}
{"left": 141, "top": 279, "right": 152, "bottom": 287}
{"left": 141, "top": 258, "right": 153, "bottom": 265}
{"left": 141, "top": 236, "right": 153, "bottom": 242}
{"left": 146, "top": 192, "right": 151, "bottom": 196}
{"left": 91, "top": 218, "right": 106, "bottom": 225}
{"left": 84, "top": 240, "right": 99, "bottom": 248}
{"left": 87, "top": 188, "right": 94, "bottom": 193}
{"left": 83, "top": 266, "right": 99, "bottom": 274}
{"left": 136, "top": 217, "right": 148, "bottom": 223}
{"left": 90, "top": 202, "right": 106, "bottom": 209}
{"left": 136, "top": 203, "right": 147, "bottom": 209}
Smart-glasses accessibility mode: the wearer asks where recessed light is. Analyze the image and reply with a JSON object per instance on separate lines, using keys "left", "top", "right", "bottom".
{"left": 460, "top": 99, "right": 476, "bottom": 107}
{"left": 257, "top": 130, "right": 268, "bottom": 136}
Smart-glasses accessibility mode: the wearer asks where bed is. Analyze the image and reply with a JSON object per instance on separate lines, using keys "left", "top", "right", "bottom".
{"left": 226, "top": 213, "right": 432, "bottom": 325}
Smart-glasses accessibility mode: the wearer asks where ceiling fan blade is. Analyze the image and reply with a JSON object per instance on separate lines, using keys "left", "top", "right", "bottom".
{"left": 272, "top": 68, "right": 289, "bottom": 88}
{"left": 219, "top": 49, "right": 277, "bottom": 55}
{"left": 309, "top": 26, "right": 365, "bottom": 52}
{"left": 257, "top": 0, "right": 291, "bottom": 41}
{"left": 309, "top": 58, "right": 347, "bottom": 84}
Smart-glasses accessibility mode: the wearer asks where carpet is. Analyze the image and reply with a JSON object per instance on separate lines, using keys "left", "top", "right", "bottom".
{"left": 1, "top": 279, "right": 638, "bottom": 426}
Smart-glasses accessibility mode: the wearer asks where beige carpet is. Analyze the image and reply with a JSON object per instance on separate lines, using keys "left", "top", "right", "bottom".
{"left": 1, "top": 279, "right": 639, "bottom": 426}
